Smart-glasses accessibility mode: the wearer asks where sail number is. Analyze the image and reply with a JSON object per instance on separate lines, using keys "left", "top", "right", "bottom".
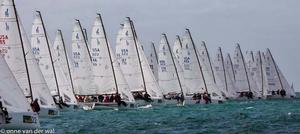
{"left": 0, "top": 35, "right": 8, "bottom": 45}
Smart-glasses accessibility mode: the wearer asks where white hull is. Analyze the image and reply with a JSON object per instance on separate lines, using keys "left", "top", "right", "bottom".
{"left": 81, "top": 101, "right": 135, "bottom": 110}
{"left": 0, "top": 112, "right": 40, "bottom": 129}
{"left": 38, "top": 107, "right": 59, "bottom": 117}
{"left": 266, "top": 94, "right": 295, "bottom": 99}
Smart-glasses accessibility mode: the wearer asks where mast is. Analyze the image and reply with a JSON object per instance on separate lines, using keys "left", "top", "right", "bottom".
{"left": 268, "top": 48, "right": 284, "bottom": 90}
{"left": 151, "top": 42, "right": 158, "bottom": 64}
{"left": 83, "top": 28, "right": 88, "bottom": 42}
{"left": 176, "top": 35, "right": 182, "bottom": 48}
{"left": 163, "top": 33, "right": 184, "bottom": 95}
{"left": 128, "top": 17, "right": 147, "bottom": 93}
{"left": 37, "top": 11, "right": 61, "bottom": 96}
{"left": 219, "top": 47, "right": 228, "bottom": 92}
{"left": 13, "top": 0, "right": 33, "bottom": 102}
{"left": 202, "top": 41, "right": 216, "bottom": 84}
{"left": 98, "top": 13, "right": 119, "bottom": 94}
{"left": 227, "top": 54, "right": 236, "bottom": 81}
{"left": 76, "top": 19, "right": 92, "bottom": 62}
{"left": 58, "top": 29, "right": 76, "bottom": 96}
{"left": 237, "top": 44, "right": 251, "bottom": 92}
{"left": 186, "top": 29, "right": 208, "bottom": 93}
{"left": 258, "top": 51, "right": 264, "bottom": 97}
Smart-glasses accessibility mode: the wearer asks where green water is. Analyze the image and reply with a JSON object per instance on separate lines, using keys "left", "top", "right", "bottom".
{"left": 40, "top": 97, "right": 300, "bottom": 134}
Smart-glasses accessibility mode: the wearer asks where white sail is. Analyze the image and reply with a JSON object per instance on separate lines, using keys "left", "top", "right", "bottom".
{"left": 71, "top": 20, "right": 94, "bottom": 95}
{"left": 52, "top": 30, "right": 71, "bottom": 82}
{"left": 158, "top": 34, "right": 183, "bottom": 95}
{"left": 0, "top": 0, "right": 56, "bottom": 109}
{"left": 30, "top": 12, "right": 58, "bottom": 95}
{"left": 263, "top": 49, "right": 295, "bottom": 97}
{"left": 52, "top": 31, "right": 77, "bottom": 104}
{"left": 0, "top": 56, "right": 31, "bottom": 113}
{"left": 172, "top": 36, "right": 183, "bottom": 67}
{"left": 181, "top": 30, "right": 206, "bottom": 94}
{"left": 213, "top": 47, "right": 237, "bottom": 98}
{"left": 90, "top": 15, "right": 134, "bottom": 102}
{"left": 233, "top": 44, "right": 251, "bottom": 93}
{"left": 197, "top": 42, "right": 224, "bottom": 100}
{"left": 147, "top": 42, "right": 158, "bottom": 81}
{"left": 115, "top": 18, "right": 163, "bottom": 99}
{"left": 245, "top": 51, "right": 261, "bottom": 97}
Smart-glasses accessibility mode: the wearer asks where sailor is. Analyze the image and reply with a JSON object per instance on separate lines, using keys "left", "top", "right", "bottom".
{"left": 180, "top": 93, "right": 185, "bottom": 103}
{"left": 31, "top": 98, "right": 40, "bottom": 113}
{"left": 247, "top": 91, "right": 253, "bottom": 99}
{"left": 0, "top": 101, "right": 11, "bottom": 124}
{"left": 280, "top": 89, "right": 286, "bottom": 97}
{"left": 276, "top": 90, "right": 280, "bottom": 95}
{"left": 103, "top": 95, "right": 110, "bottom": 103}
{"left": 144, "top": 92, "right": 152, "bottom": 102}
{"left": 115, "top": 94, "right": 127, "bottom": 107}
{"left": 53, "top": 96, "right": 62, "bottom": 109}
{"left": 175, "top": 94, "right": 180, "bottom": 103}
{"left": 272, "top": 91, "right": 276, "bottom": 95}
{"left": 192, "top": 93, "right": 197, "bottom": 100}
{"left": 59, "top": 97, "right": 70, "bottom": 108}
{"left": 109, "top": 95, "right": 115, "bottom": 102}
{"left": 203, "top": 92, "right": 209, "bottom": 104}
{"left": 98, "top": 95, "right": 104, "bottom": 102}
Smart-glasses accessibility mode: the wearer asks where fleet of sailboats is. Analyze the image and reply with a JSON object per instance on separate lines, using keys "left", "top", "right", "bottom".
{"left": 0, "top": 0, "right": 297, "bottom": 129}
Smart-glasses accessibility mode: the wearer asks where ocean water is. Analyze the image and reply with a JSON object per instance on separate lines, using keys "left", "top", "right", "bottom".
{"left": 40, "top": 96, "right": 300, "bottom": 134}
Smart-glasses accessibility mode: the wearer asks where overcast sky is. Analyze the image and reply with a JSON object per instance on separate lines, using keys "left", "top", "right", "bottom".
{"left": 11, "top": 0, "right": 300, "bottom": 91}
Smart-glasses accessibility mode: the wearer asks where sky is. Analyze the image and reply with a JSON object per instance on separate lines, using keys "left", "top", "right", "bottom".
{"left": 10, "top": 0, "right": 300, "bottom": 91}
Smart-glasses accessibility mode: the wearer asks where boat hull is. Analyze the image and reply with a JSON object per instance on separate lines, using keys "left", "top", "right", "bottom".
{"left": 0, "top": 112, "right": 40, "bottom": 129}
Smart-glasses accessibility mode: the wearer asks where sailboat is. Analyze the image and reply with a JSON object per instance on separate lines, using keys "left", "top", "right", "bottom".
{"left": 262, "top": 48, "right": 295, "bottom": 99}
{"left": 181, "top": 29, "right": 224, "bottom": 104}
{"left": 51, "top": 30, "right": 78, "bottom": 109}
{"left": 197, "top": 41, "right": 225, "bottom": 102}
{"left": 0, "top": 0, "right": 58, "bottom": 117}
{"left": 147, "top": 42, "right": 159, "bottom": 81}
{"left": 115, "top": 17, "right": 163, "bottom": 106}
{"left": 232, "top": 44, "right": 259, "bottom": 99}
{"left": 87, "top": 13, "right": 135, "bottom": 109}
{"left": 213, "top": 47, "right": 237, "bottom": 99}
{"left": 158, "top": 33, "right": 186, "bottom": 105}
{"left": 0, "top": 55, "right": 40, "bottom": 129}
{"left": 30, "top": 11, "right": 77, "bottom": 110}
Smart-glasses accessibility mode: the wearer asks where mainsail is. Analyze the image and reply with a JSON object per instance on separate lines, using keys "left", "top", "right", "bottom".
{"left": 71, "top": 20, "right": 94, "bottom": 95}
{"left": 213, "top": 47, "right": 237, "bottom": 98}
{"left": 197, "top": 41, "right": 224, "bottom": 99}
{"left": 158, "top": 34, "right": 184, "bottom": 95}
{"left": 115, "top": 17, "right": 162, "bottom": 99}
{"left": 90, "top": 14, "right": 134, "bottom": 102}
{"left": 0, "top": 0, "right": 56, "bottom": 109}
{"left": 233, "top": 44, "right": 252, "bottom": 93}
{"left": 30, "top": 11, "right": 59, "bottom": 96}
{"left": 181, "top": 29, "right": 206, "bottom": 94}
{"left": 52, "top": 30, "right": 77, "bottom": 104}
{"left": 147, "top": 42, "right": 158, "bottom": 81}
